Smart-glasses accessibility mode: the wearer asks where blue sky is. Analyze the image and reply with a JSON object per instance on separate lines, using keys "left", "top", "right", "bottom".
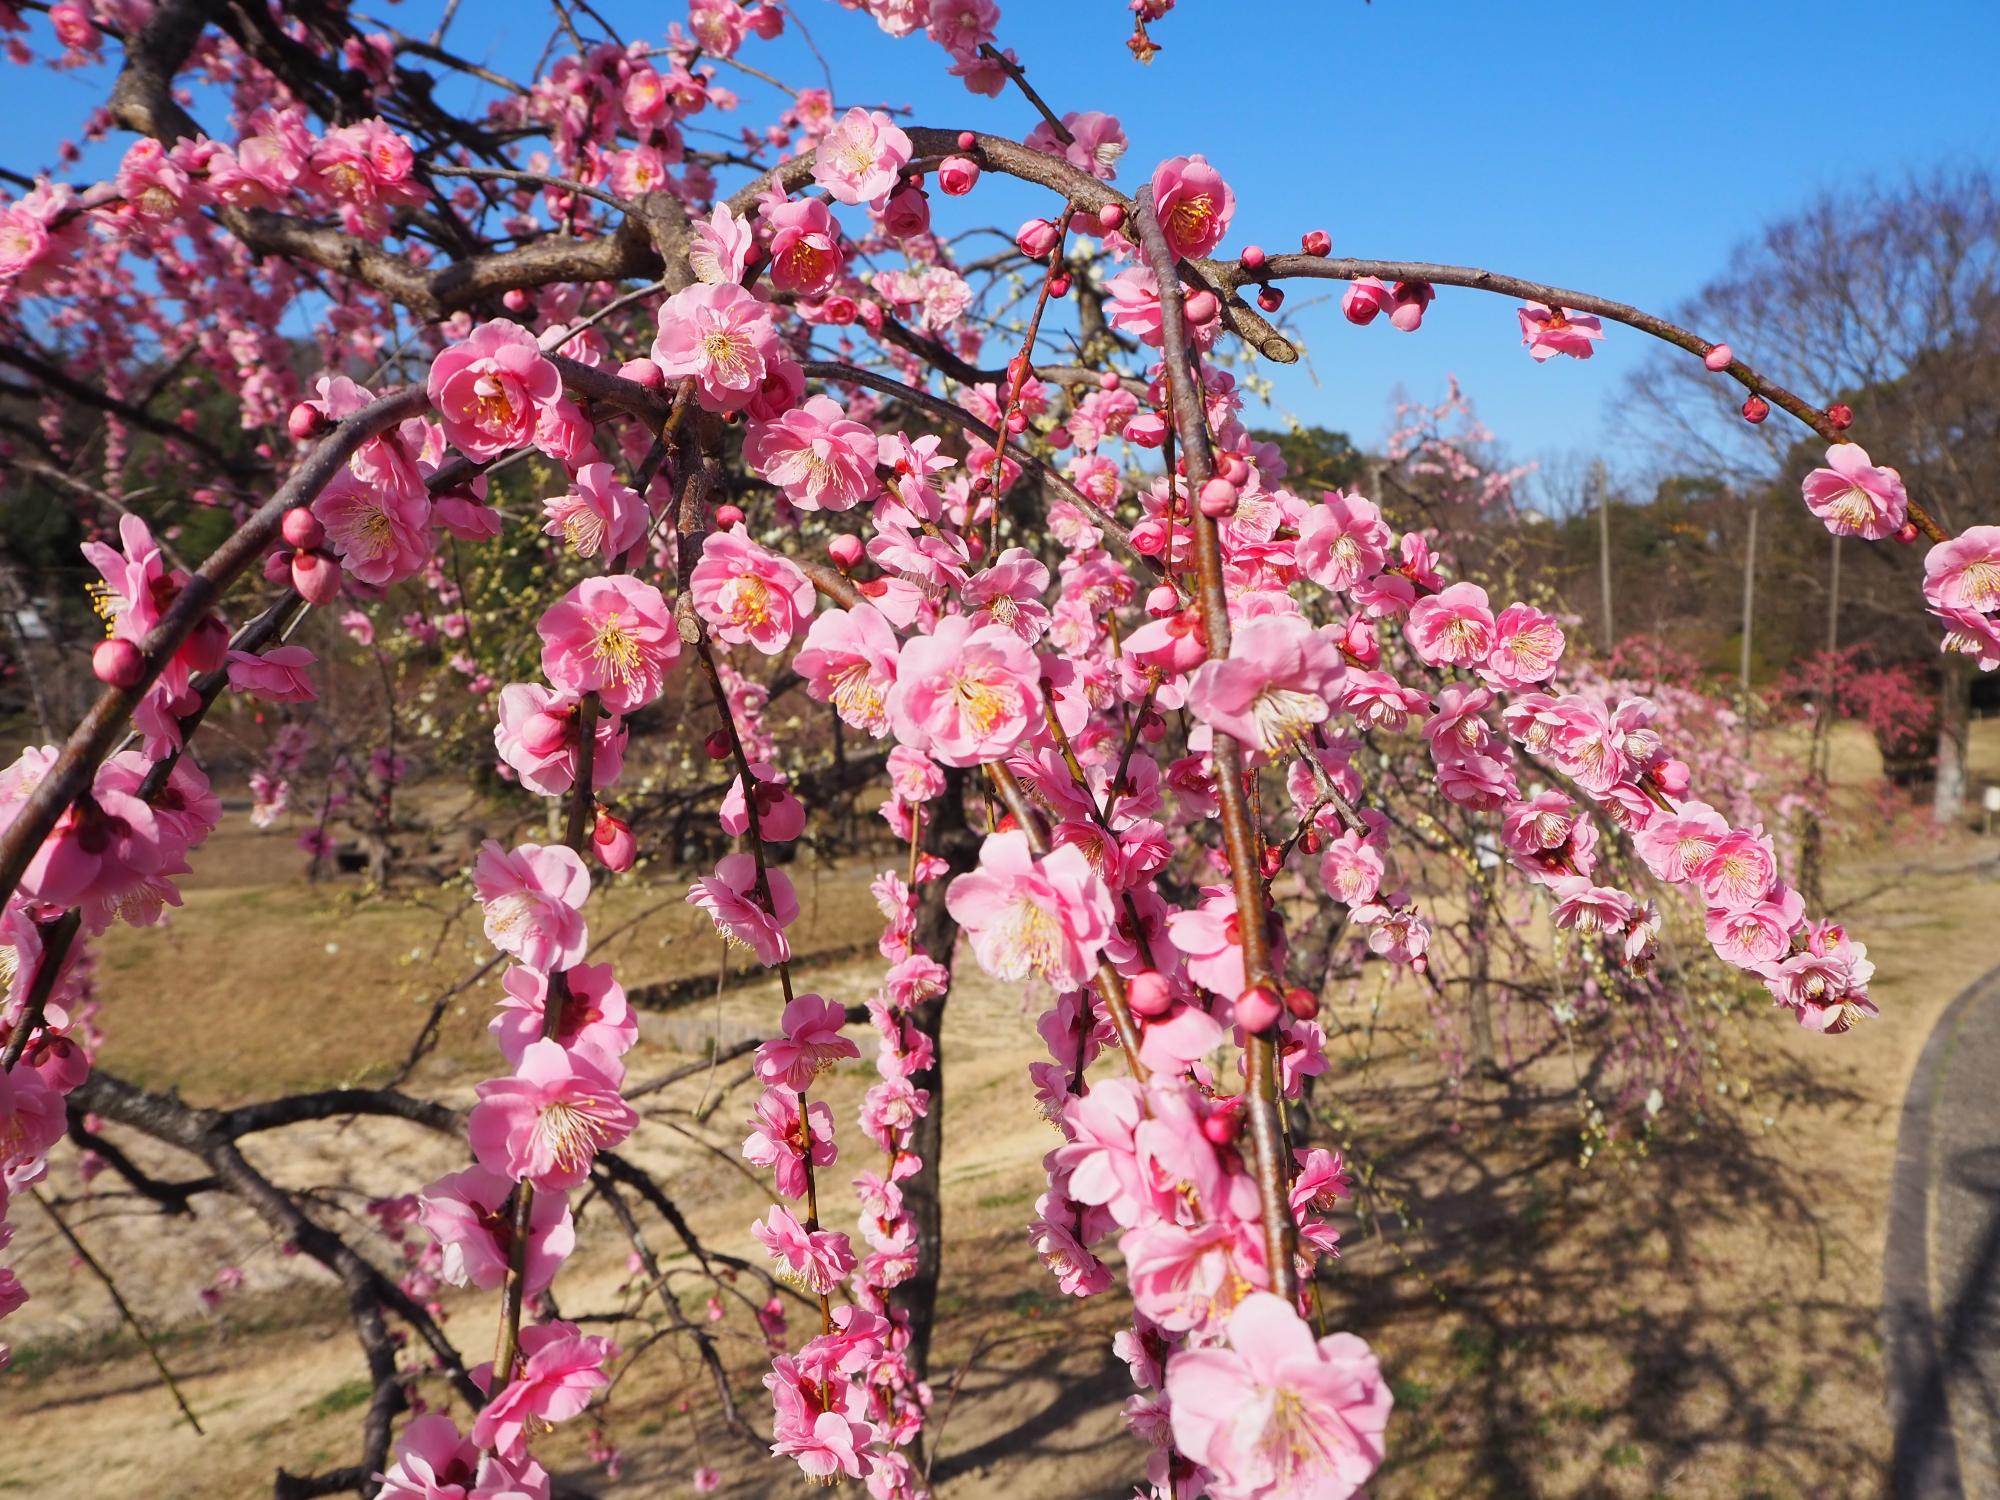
{"left": 7, "top": 0, "right": 1996, "bottom": 494}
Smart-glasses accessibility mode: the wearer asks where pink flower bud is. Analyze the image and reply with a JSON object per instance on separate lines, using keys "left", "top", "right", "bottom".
{"left": 938, "top": 155, "right": 980, "bottom": 195}
{"left": 183, "top": 614, "right": 229, "bottom": 674}
{"left": 502, "top": 288, "right": 531, "bottom": 312}
{"left": 519, "top": 708, "right": 571, "bottom": 757}
{"left": 1220, "top": 454, "right": 1250, "bottom": 486}
{"left": 291, "top": 550, "right": 342, "bottom": 605}
{"left": 956, "top": 130, "right": 977, "bottom": 151}
{"left": 1015, "top": 217, "right": 1060, "bottom": 259}
{"left": 280, "top": 506, "right": 324, "bottom": 550}
{"left": 1126, "top": 970, "right": 1173, "bottom": 1018}
{"left": 1198, "top": 476, "right": 1238, "bottom": 518}
{"left": 1129, "top": 519, "right": 1167, "bottom": 556}
{"left": 1241, "top": 244, "right": 1266, "bottom": 270}
{"left": 1097, "top": 202, "right": 1126, "bottom": 232}
{"left": 1284, "top": 986, "right": 1320, "bottom": 1021}
{"left": 1234, "top": 984, "right": 1282, "bottom": 1033}
{"left": 828, "top": 534, "right": 864, "bottom": 571}
{"left": 1145, "top": 584, "right": 1180, "bottom": 617}
{"left": 1183, "top": 289, "right": 1219, "bottom": 325}
{"left": 1200, "top": 1109, "right": 1242, "bottom": 1145}
{"left": 593, "top": 811, "right": 637, "bottom": 873}
{"left": 821, "top": 295, "right": 857, "bottom": 325}
{"left": 1097, "top": 370, "right": 1121, "bottom": 391}
{"left": 286, "top": 402, "right": 329, "bottom": 441}
{"left": 1704, "top": 343, "right": 1733, "bottom": 371}
{"left": 1257, "top": 286, "right": 1284, "bottom": 313}
{"left": 1300, "top": 229, "right": 1331, "bottom": 256}
{"left": 618, "top": 357, "right": 665, "bottom": 389}
{"left": 748, "top": 3, "right": 784, "bottom": 38}
{"left": 1125, "top": 412, "right": 1167, "bottom": 448}
{"left": 92, "top": 637, "right": 144, "bottom": 689}
{"left": 714, "top": 503, "right": 745, "bottom": 529}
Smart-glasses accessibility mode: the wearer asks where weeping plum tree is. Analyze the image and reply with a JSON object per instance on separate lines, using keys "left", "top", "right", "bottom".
{"left": 0, "top": 3, "right": 1989, "bottom": 1497}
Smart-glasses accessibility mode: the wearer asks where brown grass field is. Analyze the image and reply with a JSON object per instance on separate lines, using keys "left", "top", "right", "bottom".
{"left": 7, "top": 720, "right": 2000, "bottom": 1499}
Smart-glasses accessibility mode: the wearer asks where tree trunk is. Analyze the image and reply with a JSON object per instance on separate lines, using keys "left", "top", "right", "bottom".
{"left": 1934, "top": 655, "right": 1971, "bottom": 827}
{"left": 890, "top": 766, "right": 980, "bottom": 1382}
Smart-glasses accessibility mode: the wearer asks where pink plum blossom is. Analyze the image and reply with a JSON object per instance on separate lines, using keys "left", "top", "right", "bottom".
{"left": 945, "top": 830, "right": 1117, "bottom": 989}
{"left": 812, "top": 107, "right": 912, "bottom": 205}
{"left": 745, "top": 395, "right": 880, "bottom": 511}
{"left": 1151, "top": 154, "right": 1235, "bottom": 259}
{"left": 537, "top": 575, "right": 678, "bottom": 712}
{"left": 226, "top": 646, "right": 317, "bottom": 703}
{"left": 1405, "top": 581, "right": 1496, "bottom": 668}
{"left": 1800, "top": 442, "right": 1909, "bottom": 541}
{"left": 470, "top": 1320, "right": 616, "bottom": 1458}
{"left": 653, "top": 282, "right": 779, "bottom": 413}
{"left": 491, "top": 961, "right": 636, "bottom": 1068}
{"left": 1187, "top": 615, "right": 1346, "bottom": 759}
{"left": 752, "top": 1204, "right": 857, "bottom": 1293}
{"left": 467, "top": 1038, "right": 636, "bottom": 1192}
{"left": 688, "top": 853, "right": 799, "bottom": 966}
{"left": 691, "top": 531, "right": 816, "bottom": 654}
{"left": 1517, "top": 303, "right": 1605, "bottom": 361}
{"left": 472, "top": 840, "right": 591, "bottom": 973}
{"left": 493, "top": 683, "right": 629, "bottom": 797}
{"left": 417, "top": 1165, "right": 575, "bottom": 1293}
{"left": 427, "top": 320, "right": 562, "bottom": 461}
{"left": 886, "top": 613, "right": 1043, "bottom": 766}
{"left": 755, "top": 993, "right": 861, "bottom": 1091}
{"left": 543, "top": 463, "right": 647, "bottom": 561}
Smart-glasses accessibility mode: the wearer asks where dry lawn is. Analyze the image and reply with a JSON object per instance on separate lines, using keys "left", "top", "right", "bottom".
{"left": 7, "top": 721, "right": 1999, "bottom": 1499}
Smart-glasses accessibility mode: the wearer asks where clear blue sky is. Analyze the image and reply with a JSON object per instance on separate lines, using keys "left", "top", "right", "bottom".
{"left": 7, "top": 0, "right": 1996, "bottom": 490}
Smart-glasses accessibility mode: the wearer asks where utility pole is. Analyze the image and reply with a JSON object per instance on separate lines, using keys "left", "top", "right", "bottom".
{"left": 1594, "top": 461, "right": 1613, "bottom": 655}
{"left": 1740, "top": 499, "right": 1758, "bottom": 761}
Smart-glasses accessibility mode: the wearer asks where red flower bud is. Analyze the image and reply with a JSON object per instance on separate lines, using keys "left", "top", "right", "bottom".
{"left": 938, "top": 155, "right": 980, "bottom": 195}
{"left": 956, "top": 130, "right": 976, "bottom": 151}
{"left": 183, "top": 614, "right": 229, "bottom": 674}
{"left": 1240, "top": 244, "right": 1266, "bottom": 270}
{"left": 828, "top": 534, "right": 864, "bottom": 571}
{"left": 1301, "top": 229, "right": 1331, "bottom": 257}
{"left": 1741, "top": 395, "right": 1770, "bottom": 424}
{"left": 704, "top": 729, "right": 733, "bottom": 760}
{"left": 1827, "top": 402, "right": 1854, "bottom": 430}
{"left": 1895, "top": 521, "right": 1920, "bottom": 544}
{"left": 593, "top": 811, "right": 636, "bottom": 873}
{"left": 1257, "top": 286, "right": 1284, "bottom": 313}
{"left": 1284, "top": 986, "right": 1320, "bottom": 1021}
{"left": 714, "top": 503, "right": 745, "bottom": 529}
{"left": 286, "top": 402, "right": 330, "bottom": 441}
{"left": 1200, "top": 1109, "right": 1242, "bottom": 1145}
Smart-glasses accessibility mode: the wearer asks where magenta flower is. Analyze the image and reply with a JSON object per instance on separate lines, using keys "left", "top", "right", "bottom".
{"left": 743, "top": 1086, "right": 837, "bottom": 1200}
{"left": 1517, "top": 302, "right": 1605, "bottom": 361}
{"left": 796, "top": 604, "right": 901, "bottom": 738}
{"left": 1405, "top": 581, "right": 1497, "bottom": 668}
{"left": 537, "top": 574, "right": 678, "bottom": 712}
{"left": 1151, "top": 153, "right": 1235, "bottom": 260}
{"left": 690, "top": 530, "right": 816, "bottom": 654}
{"left": 760, "top": 193, "right": 846, "bottom": 297}
{"left": 653, "top": 282, "right": 778, "bottom": 414}
{"left": 755, "top": 993, "right": 860, "bottom": 1091}
{"left": 744, "top": 395, "right": 880, "bottom": 511}
{"left": 491, "top": 961, "right": 636, "bottom": 1068}
{"left": 427, "top": 320, "right": 561, "bottom": 461}
{"left": 812, "top": 106, "right": 912, "bottom": 206}
{"left": 946, "top": 830, "right": 1116, "bottom": 989}
{"left": 1165, "top": 1292, "right": 1391, "bottom": 1500}
{"left": 1187, "top": 615, "right": 1346, "bottom": 759}
{"left": 687, "top": 852, "right": 799, "bottom": 966}
{"left": 886, "top": 613, "right": 1043, "bottom": 767}
{"left": 417, "top": 1164, "right": 575, "bottom": 1292}
{"left": 1800, "top": 441, "right": 1908, "bottom": 540}
{"left": 472, "top": 840, "right": 591, "bottom": 973}
{"left": 312, "top": 471, "right": 433, "bottom": 588}
{"left": 226, "top": 645, "right": 317, "bottom": 703}
{"left": 470, "top": 1319, "right": 616, "bottom": 1458}
{"left": 468, "top": 1038, "right": 636, "bottom": 1191}
{"left": 542, "top": 462, "right": 647, "bottom": 561}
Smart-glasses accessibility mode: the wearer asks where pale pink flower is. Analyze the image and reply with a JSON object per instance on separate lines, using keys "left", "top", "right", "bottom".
{"left": 945, "top": 830, "right": 1116, "bottom": 989}
{"left": 543, "top": 463, "right": 647, "bottom": 561}
{"left": 375, "top": 1414, "right": 548, "bottom": 1500}
{"left": 1924, "top": 525, "right": 2000, "bottom": 615}
{"left": 417, "top": 1164, "right": 575, "bottom": 1292}
{"left": 774, "top": 1409, "right": 874, "bottom": 1481}
{"left": 493, "top": 683, "right": 629, "bottom": 797}
{"left": 1151, "top": 154, "right": 1235, "bottom": 259}
{"left": 0, "top": 1066, "right": 65, "bottom": 1191}
{"left": 688, "top": 202, "right": 754, "bottom": 284}
{"left": 313, "top": 471, "right": 432, "bottom": 587}
{"left": 744, "top": 395, "right": 879, "bottom": 511}
{"left": 1026, "top": 110, "right": 1128, "bottom": 180}
{"left": 1405, "top": 581, "right": 1496, "bottom": 668}
{"left": 812, "top": 107, "right": 912, "bottom": 206}
{"left": 1705, "top": 889, "right": 1804, "bottom": 968}
{"left": 1800, "top": 442, "right": 1908, "bottom": 541}
{"left": 1632, "top": 801, "right": 1730, "bottom": 884}
{"left": 537, "top": 575, "right": 678, "bottom": 712}
{"left": 691, "top": 530, "right": 815, "bottom": 653}
{"left": 117, "top": 138, "right": 194, "bottom": 219}
{"left": 963, "top": 547, "right": 1052, "bottom": 642}
{"left": 226, "top": 645, "right": 317, "bottom": 703}
{"left": 427, "top": 320, "right": 561, "bottom": 460}
{"left": 692, "top": 1468, "right": 721, "bottom": 1495}
{"left": 1319, "top": 831, "right": 1385, "bottom": 907}
{"left": 1165, "top": 1292, "right": 1391, "bottom": 1500}
{"left": 1481, "top": 603, "right": 1566, "bottom": 688}
{"left": 653, "top": 282, "right": 778, "bottom": 413}
{"left": 1517, "top": 303, "right": 1605, "bottom": 361}
{"left": 492, "top": 961, "right": 636, "bottom": 1068}
{"left": 795, "top": 605, "right": 899, "bottom": 739}
{"left": 470, "top": 1320, "right": 616, "bottom": 1458}
{"left": 1548, "top": 876, "right": 1636, "bottom": 935}
{"left": 1166, "top": 885, "right": 1251, "bottom": 997}
{"left": 756, "top": 993, "right": 860, "bottom": 1091}
{"left": 1296, "top": 492, "right": 1390, "bottom": 592}
{"left": 760, "top": 193, "right": 845, "bottom": 296}
{"left": 1187, "top": 615, "right": 1346, "bottom": 759}
{"left": 468, "top": 1038, "right": 636, "bottom": 1192}
{"left": 1692, "top": 826, "right": 1778, "bottom": 911}
{"left": 472, "top": 840, "right": 591, "bottom": 973}
{"left": 752, "top": 1204, "right": 857, "bottom": 1293}
{"left": 688, "top": 853, "right": 798, "bottom": 966}
{"left": 1124, "top": 1217, "right": 1258, "bottom": 1335}
{"left": 927, "top": 0, "right": 1000, "bottom": 55}
{"left": 886, "top": 613, "right": 1042, "bottom": 766}
{"left": 721, "top": 763, "right": 807, "bottom": 842}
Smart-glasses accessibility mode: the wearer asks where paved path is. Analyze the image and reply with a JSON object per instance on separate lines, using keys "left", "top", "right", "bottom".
{"left": 1887, "top": 964, "right": 2000, "bottom": 1499}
